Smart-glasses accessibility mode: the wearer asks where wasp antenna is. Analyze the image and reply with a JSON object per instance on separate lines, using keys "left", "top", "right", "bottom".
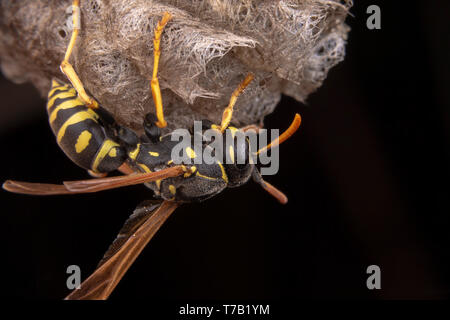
{"left": 252, "top": 169, "right": 288, "bottom": 204}
{"left": 256, "top": 113, "right": 301, "bottom": 155}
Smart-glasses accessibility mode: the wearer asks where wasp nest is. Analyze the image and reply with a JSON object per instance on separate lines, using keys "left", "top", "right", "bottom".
{"left": 0, "top": 0, "right": 352, "bottom": 132}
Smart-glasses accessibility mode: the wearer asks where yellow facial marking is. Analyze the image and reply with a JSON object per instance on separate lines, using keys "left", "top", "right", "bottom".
{"left": 228, "top": 145, "right": 235, "bottom": 163}
{"left": 138, "top": 163, "right": 152, "bottom": 173}
{"left": 167, "top": 160, "right": 173, "bottom": 165}
{"left": 108, "top": 147, "right": 117, "bottom": 157}
{"left": 186, "top": 147, "right": 196, "bottom": 159}
{"left": 156, "top": 179, "right": 162, "bottom": 190}
{"left": 57, "top": 110, "right": 98, "bottom": 143}
{"left": 128, "top": 143, "right": 141, "bottom": 160}
{"left": 92, "top": 139, "right": 120, "bottom": 172}
{"left": 169, "top": 185, "right": 176, "bottom": 195}
{"left": 75, "top": 130, "right": 92, "bottom": 153}
{"left": 149, "top": 151, "right": 159, "bottom": 157}
{"left": 49, "top": 98, "right": 84, "bottom": 123}
{"left": 47, "top": 90, "right": 77, "bottom": 110}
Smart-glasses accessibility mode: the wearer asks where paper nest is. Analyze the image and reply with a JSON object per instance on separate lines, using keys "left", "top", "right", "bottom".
{"left": 0, "top": 0, "right": 352, "bottom": 132}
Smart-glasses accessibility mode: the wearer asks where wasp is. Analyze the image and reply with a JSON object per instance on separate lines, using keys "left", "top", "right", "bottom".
{"left": 2, "top": 0, "right": 301, "bottom": 299}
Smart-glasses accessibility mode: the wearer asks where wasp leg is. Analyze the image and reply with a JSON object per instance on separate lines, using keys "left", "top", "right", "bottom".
{"left": 143, "top": 113, "right": 161, "bottom": 143}
{"left": 150, "top": 12, "right": 172, "bottom": 128}
{"left": 60, "top": 0, "right": 99, "bottom": 109}
{"left": 217, "top": 73, "right": 254, "bottom": 133}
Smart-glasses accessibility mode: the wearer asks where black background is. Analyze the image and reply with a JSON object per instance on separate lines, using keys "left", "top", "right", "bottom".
{"left": 0, "top": 0, "right": 449, "bottom": 300}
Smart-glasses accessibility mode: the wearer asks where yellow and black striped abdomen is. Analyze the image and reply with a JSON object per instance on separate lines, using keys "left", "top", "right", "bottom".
{"left": 46, "top": 80, "right": 126, "bottom": 173}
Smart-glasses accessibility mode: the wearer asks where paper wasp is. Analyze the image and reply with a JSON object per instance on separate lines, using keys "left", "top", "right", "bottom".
{"left": 2, "top": 1, "right": 301, "bottom": 299}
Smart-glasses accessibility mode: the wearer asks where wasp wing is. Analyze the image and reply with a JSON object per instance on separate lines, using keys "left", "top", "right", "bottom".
{"left": 96, "top": 200, "right": 162, "bottom": 268}
{"left": 2, "top": 166, "right": 185, "bottom": 195}
{"left": 2, "top": 180, "right": 75, "bottom": 195}
{"left": 64, "top": 200, "right": 179, "bottom": 300}
{"left": 63, "top": 165, "right": 185, "bottom": 192}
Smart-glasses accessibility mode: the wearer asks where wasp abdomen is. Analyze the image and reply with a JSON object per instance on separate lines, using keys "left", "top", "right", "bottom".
{"left": 47, "top": 80, "right": 126, "bottom": 173}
